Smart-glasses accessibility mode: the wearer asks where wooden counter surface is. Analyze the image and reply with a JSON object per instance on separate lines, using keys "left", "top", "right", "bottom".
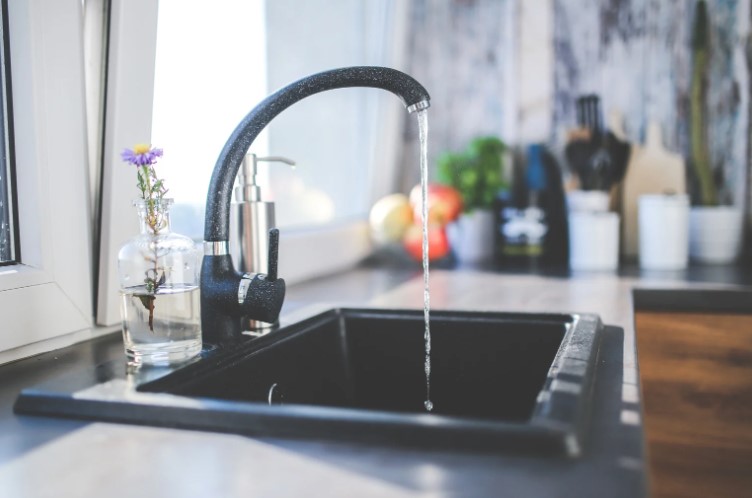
{"left": 636, "top": 312, "right": 752, "bottom": 498}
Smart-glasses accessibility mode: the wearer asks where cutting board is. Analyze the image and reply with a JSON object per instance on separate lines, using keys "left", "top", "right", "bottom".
{"left": 621, "top": 122, "right": 686, "bottom": 257}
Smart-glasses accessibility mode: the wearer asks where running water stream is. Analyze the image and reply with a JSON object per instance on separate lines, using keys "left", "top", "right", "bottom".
{"left": 417, "top": 110, "right": 433, "bottom": 412}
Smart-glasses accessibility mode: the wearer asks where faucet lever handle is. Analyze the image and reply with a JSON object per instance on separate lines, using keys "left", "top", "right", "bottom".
{"left": 267, "top": 228, "right": 279, "bottom": 281}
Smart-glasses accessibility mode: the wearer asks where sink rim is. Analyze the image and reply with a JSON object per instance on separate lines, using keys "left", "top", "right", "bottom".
{"left": 15, "top": 307, "right": 603, "bottom": 457}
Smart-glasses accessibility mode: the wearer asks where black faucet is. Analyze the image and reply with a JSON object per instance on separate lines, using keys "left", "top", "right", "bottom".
{"left": 200, "top": 66, "right": 431, "bottom": 344}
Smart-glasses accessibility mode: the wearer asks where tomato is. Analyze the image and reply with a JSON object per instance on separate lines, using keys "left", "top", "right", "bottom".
{"left": 403, "top": 224, "right": 450, "bottom": 262}
{"left": 409, "top": 183, "right": 463, "bottom": 226}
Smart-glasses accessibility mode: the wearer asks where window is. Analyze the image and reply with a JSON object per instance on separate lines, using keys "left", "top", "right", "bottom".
{"left": 149, "top": 0, "right": 408, "bottom": 236}
{"left": 97, "top": 0, "right": 410, "bottom": 325}
{"left": 0, "top": 0, "right": 416, "bottom": 353}
{"left": 0, "top": 0, "right": 94, "bottom": 360}
{"left": 264, "top": 0, "right": 405, "bottom": 229}
{"left": 0, "top": 0, "right": 15, "bottom": 265}
{"left": 150, "top": 0, "right": 269, "bottom": 240}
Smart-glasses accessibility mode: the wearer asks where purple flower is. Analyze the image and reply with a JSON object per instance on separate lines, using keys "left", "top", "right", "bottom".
{"left": 121, "top": 144, "right": 163, "bottom": 167}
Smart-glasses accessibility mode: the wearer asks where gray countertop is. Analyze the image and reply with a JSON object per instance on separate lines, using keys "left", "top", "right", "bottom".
{"left": 0, "top": 266, "right": 748, "bottom": 497}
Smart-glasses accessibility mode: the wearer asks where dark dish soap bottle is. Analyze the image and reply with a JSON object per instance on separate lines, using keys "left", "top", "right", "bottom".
{"left": 539, "top": 146, "right": 569, "bottom": 267}
{"left": 493, "top": 187, "right": 513, "bottom": 264}
{"left": 496, "top": 145, "right": 548, "bottom": 266}
{"left": 495, "top": 144, "right": 568, "bottom": 268}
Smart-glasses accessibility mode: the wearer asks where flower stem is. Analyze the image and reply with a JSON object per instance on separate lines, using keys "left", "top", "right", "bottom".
{"left": 122, "top": 145, "right": 169, "bottom": 333}
{"left": 140, "top": 164, "right": 163, "bottom": 331}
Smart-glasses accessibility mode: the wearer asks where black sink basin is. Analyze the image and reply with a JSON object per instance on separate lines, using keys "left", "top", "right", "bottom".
{"left": 15, "top": 308, "right": 602, "bottom": 455}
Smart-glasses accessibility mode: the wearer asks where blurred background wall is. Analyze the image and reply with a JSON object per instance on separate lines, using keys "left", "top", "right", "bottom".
{"left": 399, "top": 0, "right": 751, "bottom": 219}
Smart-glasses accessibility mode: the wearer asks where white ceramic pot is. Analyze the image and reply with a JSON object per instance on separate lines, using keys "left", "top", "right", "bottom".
{"left": 568, "top": 211, "right": 620, "bottom": 271}
{"left": 638, "top": 194, "right": 689, "bottom": 270}
{"left": 447, "top": 209, "right": 494, "bottom": 263}
{"left": 689, "top": 206, "right": 743, "bottom": 264}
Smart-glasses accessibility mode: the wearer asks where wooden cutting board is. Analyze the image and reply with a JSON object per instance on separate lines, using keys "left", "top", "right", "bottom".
{"left": 621, "top": 122, "right": 686, "bottom": 257}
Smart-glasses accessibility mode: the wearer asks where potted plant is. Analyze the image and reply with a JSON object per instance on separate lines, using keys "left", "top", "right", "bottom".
{"left": 688, "top": 0, "right": 743, "bottom": 264}
{"left": 437, "top": 136, "right": 508, "bottom": 263}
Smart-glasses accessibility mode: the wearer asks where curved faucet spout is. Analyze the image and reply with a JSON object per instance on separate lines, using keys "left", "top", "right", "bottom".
{"left": 200, "top": 66, "right": 429, "bottom": 344}
{"left": 204, "top": 66, "right": 431, "bottom": 242}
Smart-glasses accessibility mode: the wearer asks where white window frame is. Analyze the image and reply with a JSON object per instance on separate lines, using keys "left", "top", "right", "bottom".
{"left": 0, "top": 0, "right": 94, "bottom": 360}
{"left": 97, "top": 1, "right": 409, "bottom": 326}
{"left": 96, "top": 0, "right": 158, "bottom": 326}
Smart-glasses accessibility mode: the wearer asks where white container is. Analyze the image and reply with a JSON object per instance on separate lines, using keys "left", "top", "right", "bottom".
{"left": 638, "top": 194, "right": 689, "bottom": 270}
{"left": 567, "top": 190, "right": 610, "bottom": 213}
{"left": 447, "top": 209, "right": 495, "bottom": 263}
{"left": 689, "top": 206, "right": 743, "bottom": 264}
{"left": 568, "top": 212, "right": 620, "bottom": 271}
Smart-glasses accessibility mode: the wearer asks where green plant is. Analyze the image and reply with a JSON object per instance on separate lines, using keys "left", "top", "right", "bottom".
{"left": 436, "top": 136, "right": 507, "bottom": 212}
{"left": 690, "top": 0, "right": 718, "bottom": 206}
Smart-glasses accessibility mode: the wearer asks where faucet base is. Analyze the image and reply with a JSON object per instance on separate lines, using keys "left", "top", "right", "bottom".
{"left": 242, "top": 318, "right": 278, "bottom": 336}
{"left": 201, "top": 254, "right": 285, "bottom": 345}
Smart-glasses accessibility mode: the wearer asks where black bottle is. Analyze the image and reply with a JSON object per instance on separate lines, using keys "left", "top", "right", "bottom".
{"left": 494, "top": 144, "right": 568, "bottom": 268}
{"left": 539, "top": 147, "right": 569, "bottom": 266}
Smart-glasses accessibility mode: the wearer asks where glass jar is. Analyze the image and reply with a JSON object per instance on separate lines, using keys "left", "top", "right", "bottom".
{"left": 118, "top": 198, "right": 202, "bottom": 365}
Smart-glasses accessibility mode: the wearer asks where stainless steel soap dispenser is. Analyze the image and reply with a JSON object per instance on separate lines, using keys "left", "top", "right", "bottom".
{"left": 230, "top": 153, "right": 295, "bottom": 332}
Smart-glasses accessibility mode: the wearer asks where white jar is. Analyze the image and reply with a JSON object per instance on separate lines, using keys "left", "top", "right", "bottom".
{"left": 638, "top": 194, "right": 689, "bottom": 270}
{"left": 568, "top": 211, "right": 620, "bottom": 271}
{"left": 689, "top": 206, "right": 743, "bottom": 264}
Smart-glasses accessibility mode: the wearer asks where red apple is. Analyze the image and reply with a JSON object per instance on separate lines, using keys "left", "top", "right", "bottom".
{"left": 403, "top": 223, "right": 450, "bottom": 262}
{"left": 409, "top": 183, "right": 463, "bottom": 226}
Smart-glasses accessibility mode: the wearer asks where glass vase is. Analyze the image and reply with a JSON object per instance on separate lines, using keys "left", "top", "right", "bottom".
{"left": 118, "top": 199, "right": 202, "bottom": 365}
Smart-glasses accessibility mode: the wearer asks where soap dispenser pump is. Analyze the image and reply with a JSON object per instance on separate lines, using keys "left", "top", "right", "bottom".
{"left": 230, "top": 153, "right": 295, "bottom": 332}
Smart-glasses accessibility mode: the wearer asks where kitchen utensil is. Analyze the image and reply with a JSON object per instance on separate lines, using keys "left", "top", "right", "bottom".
{"left": 621, "top": 121, "right": 686, "bottom": 257}
{"left": 565, "top": 95, "right": 630, "bottom": 191}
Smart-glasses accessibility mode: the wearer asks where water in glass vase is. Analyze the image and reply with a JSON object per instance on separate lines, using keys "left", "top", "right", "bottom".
{"left": 120, "top": 284, "right": 202, "bottom": 365}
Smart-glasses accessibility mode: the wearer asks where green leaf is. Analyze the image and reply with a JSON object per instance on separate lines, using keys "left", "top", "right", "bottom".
{"left": 435, "top": 136, "right": 508, "bottom": 210}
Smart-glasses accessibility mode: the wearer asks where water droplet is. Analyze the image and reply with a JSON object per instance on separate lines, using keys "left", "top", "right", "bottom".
{"left": 424, "top": 400, "right": 434, "bottom": 412}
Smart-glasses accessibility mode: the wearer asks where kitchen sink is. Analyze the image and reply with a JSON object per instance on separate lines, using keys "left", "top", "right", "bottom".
{"left": 15, "top": 308, "right": 602, "bottom": 455}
